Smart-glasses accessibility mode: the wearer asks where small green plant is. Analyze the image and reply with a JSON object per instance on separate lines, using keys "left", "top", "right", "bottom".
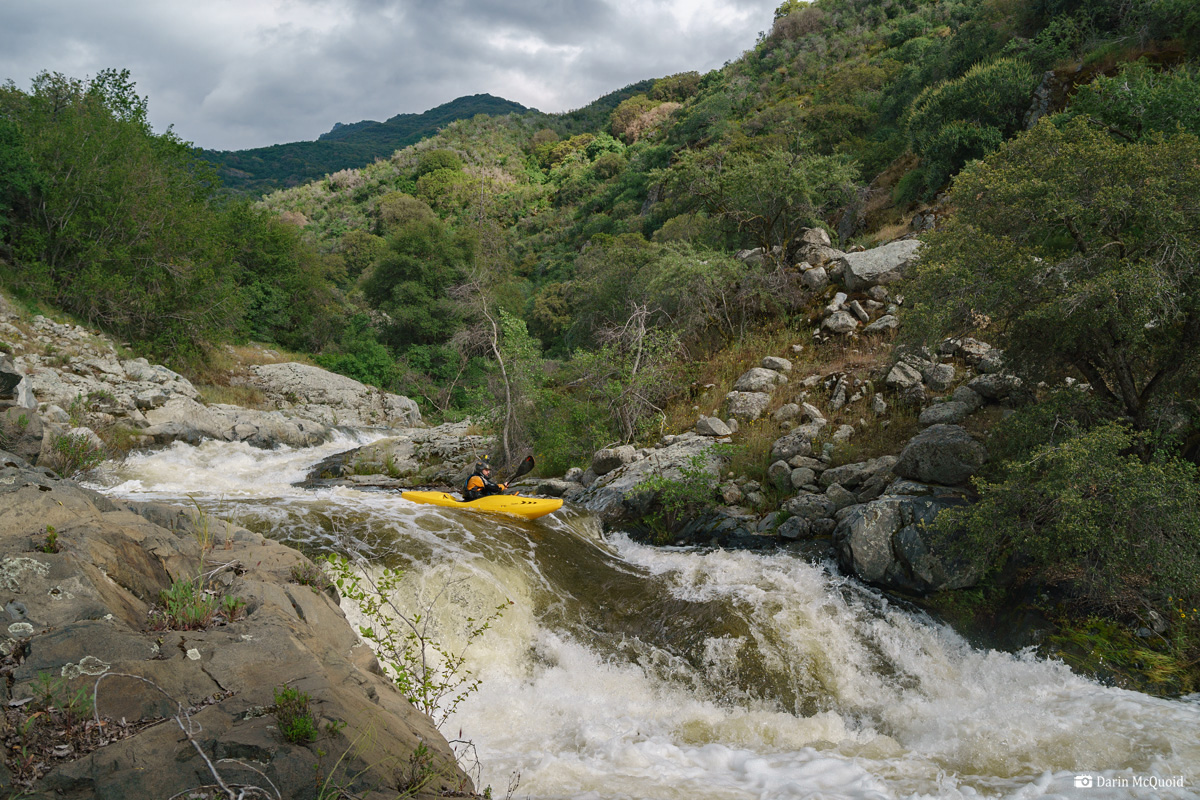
{"left": 220, "top": 594, "right": 247, "bottom": 622}
{"left": 322, "top": 554, "right": 507, "bottom": 729}
{"left": 29, "top": 672, "right": 94, "bottom": 720}
{"left": 66, "top": 393, "right": 86, "bottom": 427}
{"left": 51, "top": 431, "right": 105, "bottom": 477}
{"left": 290, "top": 561, "right": 332, "bottom": 593}
{"left": 38, "top": 524, "right": 60, "bottom": 553}
{"left": 399, "top": 741, "right": 439, "bottom": 797}
{"left": 273, "top": 685, "right": 319, "bottom": 744}
{"left": 150, "top": 574, "right": 219, "bottom": 631}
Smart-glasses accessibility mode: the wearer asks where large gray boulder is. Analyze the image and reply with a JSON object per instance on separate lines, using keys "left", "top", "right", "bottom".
{"left": 895, "top": 424, "right": 988, "bottom": 486}
{"left": 819, "top": 455, "right": 898, "bottom": 490}
{"left": 838, "top": 239, "right": 923, "bottom": 291}
{"left": 770, "top": 423, "right": 825, "bottom": 461}
{"left": 918, "top": 401, "right": 973, "bottom": 428}
{"left": 142, "top": 397, "right": 329, "bottom": 448}
{"left": 833, "top": 494, "right": 977, "bottom": 594}
{"left": 247, "top": 362, "right": 421, "bottom": 428}
{"left": 726, "top": 391, "right": 772, "bottom": 421}
{"left": 592, "top": 444, "right": 638, "bottom": 476}
{"left": 576, "top": 433, "right": 723, "bottom": 526}
{"left": 733, "top": 367, "right": 787, "bottom": 393}
{"left": 822, "top": 310, "right": 860, "bottom": 335}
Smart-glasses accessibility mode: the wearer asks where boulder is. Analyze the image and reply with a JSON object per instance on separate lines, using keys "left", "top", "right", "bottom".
{"left": 696, "top": 416, "right": 733, "bottom": 437}
{"left": 773, "top": 403, "right": 801, "bottom": 423}
{"left": 895, "top": 424, "right": 988, "bottom": 486}
{"left": 833, "top": 494, "right": 977, "bottom": 594}
{"left": 247, "top": 362, "right": 421, "bottom": 428}
{"left": 726, "top": 391, "right": 772, "bottom": 421}
{"left": 761, "top": 356, "right": 793, "bottom": 373}
{"left": 576, "top": 434, "right": 723, "bottom": 526}
{"left": 800, "top": 227, "right": 833, "bottom": 247}
{"left": 822, "top": 310, "right": 860, "bottom": 335}
{"left": 819, "top": 456, "right": 897, "bottom": 490}
{"left": 922, "top": 363, "right": 956, "bottom": 392}
{"left": 838, "top": 239, "right": 923, "bottom": 291}
{"left": 0, "top": 461, "right": 469, "bottom": 799}
{"left": 918, "top": 401, "right": 973, "bottom": 428}
{"left": 767, "top": 460, "right": 793, "bottom": 490}
{"left": 733, "top": 367, "right": 787, "bottom": 393}
{"left": 885, "top": 361, "right": 923, "bottom": 390}
{"left": 142, "top": 397, "right": 329, "bottom": 449}
{"left": 770, "top": 424, "right": 825, "bottom": 461}
{"left": 968, "top": 373, "right": 1023, "bottom": 401}
{"left": 777, "top": 515, "right": 812, "bottom": 540}
{"left": 800, "top": 266, "right": 829, "bottom": 292}
{"left": 863, "top": 315, "right": 900, "bottom": 334}
{"left": 1, "top": 406, "right": 44, "bottom": 464}
{"left": 951, "top": 385, "right": 985, "bottom": 412}
{"left": 782, "top": 493, "right": 837, "bottom": 522}
{"left": 592, "top": 445, "right": 638, "bottom": 476}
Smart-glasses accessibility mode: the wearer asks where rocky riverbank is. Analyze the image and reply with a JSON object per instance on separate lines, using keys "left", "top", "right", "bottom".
{"left": 0, "top": 295, "right": 474, "bottom": 798}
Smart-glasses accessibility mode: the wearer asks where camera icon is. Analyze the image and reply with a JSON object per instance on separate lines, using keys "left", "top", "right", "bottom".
{"left": 1074, "top": 776, "right": 1094, "bottom": 788}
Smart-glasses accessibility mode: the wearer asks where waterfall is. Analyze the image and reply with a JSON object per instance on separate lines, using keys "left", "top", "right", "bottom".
{"left": 95, "top": 437, "right": 1200, "bottom": 800}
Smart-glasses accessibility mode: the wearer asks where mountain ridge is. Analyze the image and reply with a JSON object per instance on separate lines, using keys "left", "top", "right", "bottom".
{"left": 201, "top": 92, "right": 529, "bottom": 195}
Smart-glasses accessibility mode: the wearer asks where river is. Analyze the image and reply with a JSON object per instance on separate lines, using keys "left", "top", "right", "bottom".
{"left": 93, "top": 433, "right": 1200, "bottom": 800}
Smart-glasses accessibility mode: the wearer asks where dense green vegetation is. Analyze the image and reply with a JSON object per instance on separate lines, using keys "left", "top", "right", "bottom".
{"left": 0, "top": 69, "right": 340, "bottom": 362}
{"left": 3, "top": 0, "right": 1200, "bottom": 691}
{"left": 202, "top": 94, "right": 528, "bottom": 195}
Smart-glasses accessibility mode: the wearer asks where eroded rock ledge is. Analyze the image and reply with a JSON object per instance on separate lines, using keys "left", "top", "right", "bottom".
{"left": 0, "top": 450, "right": 468, "bottom": 799}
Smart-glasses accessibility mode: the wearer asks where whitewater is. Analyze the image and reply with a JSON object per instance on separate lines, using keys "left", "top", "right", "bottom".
{"left": 94, "top": 434, "right": 1200, "bottom": 800}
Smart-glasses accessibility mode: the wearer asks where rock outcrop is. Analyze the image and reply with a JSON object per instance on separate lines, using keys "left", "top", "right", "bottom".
{"left": 0, "top": 453, "right": 468, "bottom": 798}
{"left": 244, "top": 362, "right": 422, "bottom": 429}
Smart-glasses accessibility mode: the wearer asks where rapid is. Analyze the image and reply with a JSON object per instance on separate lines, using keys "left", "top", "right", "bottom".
{"left": 94, "top": 434, "right": 1200, "bottom": 800}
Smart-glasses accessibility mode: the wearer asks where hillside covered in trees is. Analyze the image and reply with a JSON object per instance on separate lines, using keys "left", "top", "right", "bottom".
{"left": 202, "top": 93, "right": 529, "bottom": 195}
{"left": 2, "top": 0, "right": 1200, "bottom": 691}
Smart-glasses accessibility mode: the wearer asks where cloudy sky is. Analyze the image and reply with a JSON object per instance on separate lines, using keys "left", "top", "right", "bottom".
{"left": 1, "top": 0, "right": 779, "bottom": 151}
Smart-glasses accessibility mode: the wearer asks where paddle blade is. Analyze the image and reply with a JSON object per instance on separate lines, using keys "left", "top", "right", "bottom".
{"left": 511, "top": 455, "right": 535, "bottom": 481}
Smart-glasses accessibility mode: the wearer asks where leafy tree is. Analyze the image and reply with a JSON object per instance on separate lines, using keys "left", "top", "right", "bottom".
{"left": 363, "top": 216, "right": 473, "bottom": 349}
{"left": 905, "top": 56, "right": 1039, "bottom": 191}
{"left": 663, "top": 146, "right": 858, "bottom": 257}
{"left": 909, "top": 117, "right": 1200, "bottom": 432}
{"left": 1057, "top": 62, "right": 1200, "bottom": 141}
{"left": 0, "top": 116, "right": 38, "bottom": 245}
{"left": 220, "top": 202, "right": 338, "bottom": 351}
{"left": 1, "top": 70, "right": 239, "bottom": 361}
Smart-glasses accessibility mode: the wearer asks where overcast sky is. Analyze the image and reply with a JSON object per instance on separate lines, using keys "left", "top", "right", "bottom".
{"left": 1, "top": 0, "right": 780, "bottom": 151}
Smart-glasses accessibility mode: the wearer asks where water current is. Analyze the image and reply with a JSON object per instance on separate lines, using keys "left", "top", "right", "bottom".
{"left": 93, "top": 433, "right": 1200, "bottom": 800}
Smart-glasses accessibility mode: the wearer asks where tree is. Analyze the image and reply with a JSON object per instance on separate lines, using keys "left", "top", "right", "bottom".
{"left": 909, "top": 117, "right": 1200, "bottom": 432}
{"left": 935, "top": 423, "right": 1200, "bottom": 616}
{"left": 905, "top": 56, "right": 1039, "bottom": 191}
{"left": 1, "top": 70, "right": 239, "bottom": 361}
{"left": 363, "top": 216, "right": 472, "bottom": 349}
{"left": 663, "top": 146, "right": 858, "bottom": 258}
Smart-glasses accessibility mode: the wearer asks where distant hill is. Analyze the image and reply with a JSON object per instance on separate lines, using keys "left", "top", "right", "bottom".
{"left": 202, "top": 93, "right": 529, "bottom": 196}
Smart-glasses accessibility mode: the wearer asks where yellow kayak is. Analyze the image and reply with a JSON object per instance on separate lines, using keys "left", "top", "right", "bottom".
{"left": 401, "top": 491, "right": 563, "bottom": 520}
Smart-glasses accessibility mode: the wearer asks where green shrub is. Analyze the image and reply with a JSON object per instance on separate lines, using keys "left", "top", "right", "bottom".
{"left": 322, "top": 554, "right": 507, "bottom": 730}
{"left": 905, "top": 56, "right": 1038, "bottom": 192}
{"left": 51, "top": 431, "right": 105, "bottom": 477}
{"left": 935, "top": 423, "right": 1200, "bottom": 617}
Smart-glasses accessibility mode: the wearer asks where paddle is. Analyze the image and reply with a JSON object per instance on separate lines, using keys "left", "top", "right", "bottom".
{"left": 503, "top": 455, "right": 535, "bottom": 486}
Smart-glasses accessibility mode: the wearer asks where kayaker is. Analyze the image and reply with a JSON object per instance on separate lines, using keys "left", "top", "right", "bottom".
{"left": 463, "top": 462, "right": 506, "bottom": 501}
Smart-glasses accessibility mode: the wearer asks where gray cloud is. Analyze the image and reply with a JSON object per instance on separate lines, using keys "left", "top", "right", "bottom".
{"left": 0, "top": 0, "right": 778, "bottom": 150}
